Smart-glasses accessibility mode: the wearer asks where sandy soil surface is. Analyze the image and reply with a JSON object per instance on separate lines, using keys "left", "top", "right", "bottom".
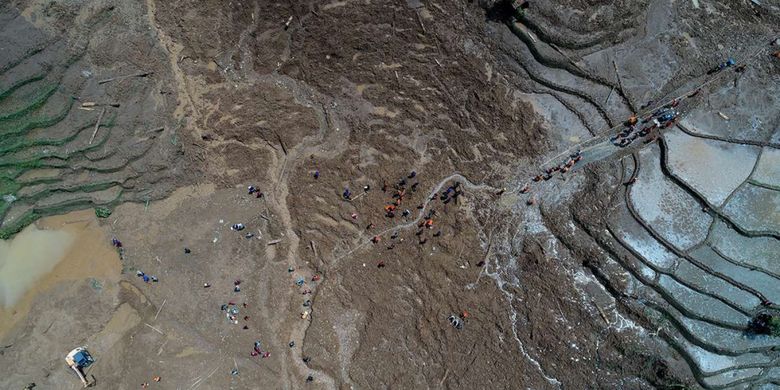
{"left": 1, "top": 0, "right": 779, "bottom": 389}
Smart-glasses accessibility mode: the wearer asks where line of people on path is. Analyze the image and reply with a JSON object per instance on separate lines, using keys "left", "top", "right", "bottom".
{"left": 533, "top": 149, "right": 584, "bottom": 183}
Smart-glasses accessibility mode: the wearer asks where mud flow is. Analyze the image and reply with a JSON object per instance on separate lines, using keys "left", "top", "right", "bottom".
{"left": 1, "top": 1, "right": 779, "bottom": 389}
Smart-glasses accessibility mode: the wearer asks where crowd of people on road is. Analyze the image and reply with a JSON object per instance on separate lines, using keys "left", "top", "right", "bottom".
{"left": 521, "top": 55, "right": 746, "bottom": 193}
{"left": 611, "top": 101, "right": 680, "bottom": 148}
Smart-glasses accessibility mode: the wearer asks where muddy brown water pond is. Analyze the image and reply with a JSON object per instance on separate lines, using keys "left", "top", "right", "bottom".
{"left": 0, "top": 209, "right": 120, "bottom": 339}
{"left": 0, "top": 224, "right": 74, "bottom": 308}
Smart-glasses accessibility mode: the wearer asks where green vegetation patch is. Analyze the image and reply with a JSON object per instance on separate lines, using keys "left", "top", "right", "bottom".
{"left": 0, "top": 209, "right": 39, "bottom": 239}
{"left": 94, "top": 207, "right": 112, "bottom": 218}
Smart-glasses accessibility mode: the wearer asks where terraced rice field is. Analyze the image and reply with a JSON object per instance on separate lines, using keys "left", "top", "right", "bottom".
{"left": 0, "top": 7, "right": 180, "bottom": 238}
{"left": 608, "top": 105, "right": 780, "bottom": 387}
{"left": 493, "top": 2, "right": 780, "bottom": 386}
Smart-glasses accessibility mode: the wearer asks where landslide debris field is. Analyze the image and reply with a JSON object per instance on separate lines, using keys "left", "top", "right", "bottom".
{"left": 1, "top": 0, "right": 779, "bottom": 389}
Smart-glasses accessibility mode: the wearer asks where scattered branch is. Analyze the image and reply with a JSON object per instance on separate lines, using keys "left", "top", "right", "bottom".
{"left": 145, "top": 323, "right": 164, "bottom": 335}
{"left": 309, "top": 240, "right": 318, "bottom": 258}
{"left": 273, "top": 130, "right": 288, "bottom": 155}
{"left": 89, "top": 107, "right": 107, "bottom": 145}
{"left": 98, "top": 71, "right": 153, "bottom": 84}
{"left": 154, "top": 299, "right": 166, "bottom": 320}
{"left": 416, "top": 10, "right": 426, "bottom": 34}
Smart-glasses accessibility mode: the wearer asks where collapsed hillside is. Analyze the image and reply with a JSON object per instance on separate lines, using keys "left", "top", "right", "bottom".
{"left": 1, "top": 0, "right": 779, "bottom": 389}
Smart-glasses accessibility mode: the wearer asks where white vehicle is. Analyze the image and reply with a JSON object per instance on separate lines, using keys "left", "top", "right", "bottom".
{"left": 65, "top": 347, "right": 95, "bottom": 388}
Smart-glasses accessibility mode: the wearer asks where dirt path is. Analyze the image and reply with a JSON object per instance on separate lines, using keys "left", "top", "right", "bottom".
{"left": 270, "top": 154, "right": 338, "bottom": 389}
{"left": 537, "top": 38, "right": 777, "bottom": 171}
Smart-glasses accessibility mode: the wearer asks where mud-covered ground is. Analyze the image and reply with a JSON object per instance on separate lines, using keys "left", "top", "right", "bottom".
{"left": 1, "top": 0, "right": 779, "bottom": 389}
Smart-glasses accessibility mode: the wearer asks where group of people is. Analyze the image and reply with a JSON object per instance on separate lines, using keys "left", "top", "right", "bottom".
{"left": 611, "top": 56, "right": 745, "bottom": 149}
{"left": 380, "top": 171, "right": 418, "bottom": 218}
{"left": 371, "top": 171, "right": 457, "bottom": 246}
{"left": 520, "top": 57, "right": 747, "bottom": 194}
{"left": 437, "top": 182, "right": 463, "bottom": 204}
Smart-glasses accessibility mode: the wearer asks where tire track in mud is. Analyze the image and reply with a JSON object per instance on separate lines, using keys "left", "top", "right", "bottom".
{"left": 245, "top": 66, "right": 354, "bottom": 387}
{"left": 250, "top": 76, "right": 343, "bottom": 388}
{"left": 145, "top": 0, "right": 204, "bottom": 124}
{"left": 147, "top": 3, "right": 348, "bottom": 382}
{"left": 267, "top": 146, "right": 338, "bottom": 389}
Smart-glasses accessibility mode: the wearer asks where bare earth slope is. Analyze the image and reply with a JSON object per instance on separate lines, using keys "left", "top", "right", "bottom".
{"left": 1, "top": 1, "right": 779, "bottom": 389}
